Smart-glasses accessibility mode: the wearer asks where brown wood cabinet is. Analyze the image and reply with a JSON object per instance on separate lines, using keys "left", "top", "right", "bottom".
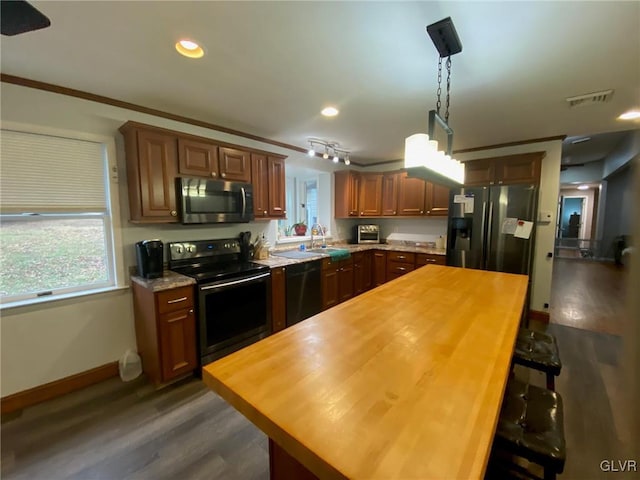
{"left": 121, "top": 125, "right": 179, "bottom": 223}
{"left": 358, "top": 173, "right": 383, "bottom": 216}
{"left": 372, "top": 250, "right": 387, "bottom": 287}
{"left": 252, "top": 154, "right": 286, "bottom": 219}
{"left": 271, "top": 266, "right": 286, "bottom": 333}
{"left": 416, "top": 253, "right": 447, "bottom": 267}
{"left": 464, "top": 152, "right": 544, "bottom": 186}
{"left": 321, "top": 257, "right": 354, "bottom": 309}
{"left": 132, "top": 283, "right": 197, "bottom": 385}
{"left": 178, "top": 138, "right": 219, "bottom": 178}
{"left": 386, "top": 251, "right": 416, "bottom": 281}
{"left": 381, "top": 172, "right": 400, "bottom": 216}
{"left": 353, "top": 251, "right": 373, "bottom": 295}
{"left": 218, "top": 147, "right": 251, "bottom": 182}
{"left": 119, "top": 121, "right": 287, "bottom": 223}
{"left": 335, "top": 171, "right": 360, "bottom": 218}
{"left": 426, "top": 182, "right": 449, "bottom": 216}
{"left": 397, "top": 172, "right": 426, "bottom": 215}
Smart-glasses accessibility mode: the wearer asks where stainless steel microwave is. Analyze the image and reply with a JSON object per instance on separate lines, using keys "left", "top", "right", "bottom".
{"left": 355, "top": 224, "right": 380, "bottom": 244}
{"left": 177, "top": 177, "right": 254, "bottom": 224}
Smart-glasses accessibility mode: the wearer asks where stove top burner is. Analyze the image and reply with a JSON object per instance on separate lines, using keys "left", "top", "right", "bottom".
{"left": 167, "top": 238, "right": 268, "bottom": 284}
{"left": 172, "top": 261, "right": 269, "bottom": 283}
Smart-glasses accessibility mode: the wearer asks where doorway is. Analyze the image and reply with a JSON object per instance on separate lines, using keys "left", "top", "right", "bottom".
{"left": 559, "top": 196, "right": 586, "bottom": 239}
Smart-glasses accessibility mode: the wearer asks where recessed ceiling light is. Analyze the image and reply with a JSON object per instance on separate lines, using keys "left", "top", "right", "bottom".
{"left": 175, "top": 39, "right": 204, "bottom": 59}
{"left": 577, "top": 185, "right": 589, "bottom": 190}
{"left": 321, "top": 106, "right": 339, "bottom": 117}
{"left": 618, "top": 110, "right": 640, "bottom": 120}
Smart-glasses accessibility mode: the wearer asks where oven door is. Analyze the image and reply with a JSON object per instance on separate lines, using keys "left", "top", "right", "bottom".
{"left": 198, "top": 271, "right": 271, "bottom": 365}
{"left": 178, "top": 177, "right": 254, "bottom": 224}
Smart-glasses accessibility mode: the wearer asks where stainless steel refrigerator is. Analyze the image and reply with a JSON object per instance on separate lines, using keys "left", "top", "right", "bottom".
{"left": 446, "top": 185, "right": 538, "bottom": 275}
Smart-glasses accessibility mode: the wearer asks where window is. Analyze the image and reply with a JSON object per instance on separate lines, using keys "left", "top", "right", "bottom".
{"left": 276, "top": 166, "right": 333, "bottom": 243}
{"left": 0, "top": 129, "right": 118, "bottom": 305}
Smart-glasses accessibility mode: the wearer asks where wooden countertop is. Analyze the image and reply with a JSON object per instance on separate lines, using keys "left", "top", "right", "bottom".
{"left": 202, "top": 265, "right": 528, "bottom": 479}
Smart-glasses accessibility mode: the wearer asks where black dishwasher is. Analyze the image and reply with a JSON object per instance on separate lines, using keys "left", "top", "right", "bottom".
{"left": 285, "top": 259, "right": 322, "bottom": 327}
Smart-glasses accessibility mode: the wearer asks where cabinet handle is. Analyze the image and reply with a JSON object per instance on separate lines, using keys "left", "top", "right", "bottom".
{"left": 263, "top": 210, "right": 267, "bottom": 215}
{"left": 360, "top": 212, "right": 363, "bottom": 215}
{"left": 221, "top": 173, "right": 226, "bottom": 178}
{"left": 397, "top": 267, "right": 406, "bottom": 271}
{"left": 420, "top": 210, "right": 424, "bottom": 214}
{"left": 427, "top": 210, "right": 431, "bottom": 214}
{"left": 189, "top": 309, "right": 194, "bottom": 314}
{"left": 167, "top": 296, "right": 187, "bottom": 304}
{"left": 397, "top": 255, "right": 406, "bottom": 259}
{"left": 427, "top": 259, "right": 436, "bottom": 263}
{"left": 498, "top": 180, "right": 503, "bottom": 184}
{"left": 170, "top": 210, "right": 177, "bottom": 217}
{"left": 490, "top": 181, "right": 495, "bottom": 185}
{"left": 211, "top": 172, "right": 217, "bottom": 177}
{"left": 393, "top": 211, "right": 396, "bottom": 214}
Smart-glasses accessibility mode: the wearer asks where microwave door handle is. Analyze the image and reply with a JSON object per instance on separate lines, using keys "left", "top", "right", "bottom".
{"left": 240, "top": 187, "right": 246, "bottom": 217}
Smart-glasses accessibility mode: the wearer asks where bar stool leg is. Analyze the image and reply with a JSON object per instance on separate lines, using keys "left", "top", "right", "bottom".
{"left": 544, "top": 466, "right": 556, "bottom": 480}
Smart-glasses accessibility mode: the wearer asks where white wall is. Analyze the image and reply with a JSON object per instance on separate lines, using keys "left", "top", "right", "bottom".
{"left": 456, "top": 140, "right": 563, "bottom": 313}
{"left": 0, "top": 82, "right": 346, "bottom": 396}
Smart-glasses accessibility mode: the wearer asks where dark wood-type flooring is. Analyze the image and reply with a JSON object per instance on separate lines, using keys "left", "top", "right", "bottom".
{"left": 2, "top": 259, "right": 634, "bottom": 480}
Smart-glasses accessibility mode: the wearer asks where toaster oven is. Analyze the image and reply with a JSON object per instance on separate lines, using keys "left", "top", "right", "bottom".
{"left": 355, "top": 224, "right": 380, "bottom": 244}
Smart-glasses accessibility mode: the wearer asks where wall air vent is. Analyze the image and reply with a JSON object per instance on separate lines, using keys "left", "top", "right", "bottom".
{"left": 566, "top": 90, "right": 613, "bottom": 108}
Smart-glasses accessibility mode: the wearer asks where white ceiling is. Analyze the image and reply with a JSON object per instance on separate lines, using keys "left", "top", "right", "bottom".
{"left": 1, "top": 1, "right": 639, "bottom": 166}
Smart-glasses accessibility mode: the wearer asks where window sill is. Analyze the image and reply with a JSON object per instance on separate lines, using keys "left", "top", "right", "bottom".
{"left": 0, "top": 285, "right": 130, "bottom": 311}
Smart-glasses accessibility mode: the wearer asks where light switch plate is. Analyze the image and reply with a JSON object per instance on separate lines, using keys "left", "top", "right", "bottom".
{"left": 538, "top": 210, "right": 553, "bottom": 223}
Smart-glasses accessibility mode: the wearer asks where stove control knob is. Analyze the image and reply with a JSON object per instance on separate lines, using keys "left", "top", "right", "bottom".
{"left": 176, "top": 246, "right": 183, "bottom": 254}
{"left": 186, "top": 245, "right": 195, "bottom": 253}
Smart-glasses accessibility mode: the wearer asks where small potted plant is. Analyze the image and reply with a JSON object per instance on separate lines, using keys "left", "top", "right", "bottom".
{"left": 293, "top": 221, "right": 307, "bottom": 236}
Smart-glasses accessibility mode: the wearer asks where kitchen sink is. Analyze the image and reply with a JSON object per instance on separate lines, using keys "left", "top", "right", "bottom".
{"left": 272, "top": 250, "right": 324, "bottom": 260}
{"left": 307, "top": 247, "right": 351, "bottom": 260}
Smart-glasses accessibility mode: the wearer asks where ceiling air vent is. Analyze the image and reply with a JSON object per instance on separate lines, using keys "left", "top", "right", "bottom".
{"left": 566, "top": 89, "right": 613, "bottom": 108}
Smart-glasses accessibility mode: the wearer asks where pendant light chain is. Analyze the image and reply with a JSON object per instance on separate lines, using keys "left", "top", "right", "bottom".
{"left": 436, "top": 57, "right": 442, "bottom": 115}
{"left": 445, "top": 56, "right": 451, "bottom": 124}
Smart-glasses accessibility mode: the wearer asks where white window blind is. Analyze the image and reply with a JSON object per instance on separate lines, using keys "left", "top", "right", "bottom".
{"left": 0, "top": 129, "right": 107, "bottom": 213}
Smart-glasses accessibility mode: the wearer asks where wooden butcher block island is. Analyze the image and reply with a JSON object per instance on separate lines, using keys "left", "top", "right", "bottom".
{"left": 202, "top": 265, "right": 528, "bottom": 479}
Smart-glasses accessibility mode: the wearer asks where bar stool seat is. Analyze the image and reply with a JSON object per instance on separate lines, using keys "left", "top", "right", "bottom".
{"left": 513, "top": 328, "right": 562, "bottom": 390}
{"left": 494, "top": 379, "right": 566, "bottom": 480}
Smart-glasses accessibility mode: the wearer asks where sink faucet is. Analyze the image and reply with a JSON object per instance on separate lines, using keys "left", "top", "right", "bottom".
{"left": 310, "top": 223, "right": 326, "bottom": 249}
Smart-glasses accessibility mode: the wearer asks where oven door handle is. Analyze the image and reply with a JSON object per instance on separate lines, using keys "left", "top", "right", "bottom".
{"left": 200, "top": 271, "right": 270, "bottom": 291}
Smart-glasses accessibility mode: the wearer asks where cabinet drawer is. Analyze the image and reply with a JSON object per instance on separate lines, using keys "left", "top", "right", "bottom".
{"left": 387, "top": 262, "right": 415, "bottom": 276}
{"left": 157, "top": 286, "right": 194, "bottom": 314}
{"left": 387, "top": 251, "right": 416, "bottom": 263}
{"left": 416, "top": 254, "right": 446, "bottom": 266}
{"left": 322, "top": 257, "right": 338, "bottom": 271}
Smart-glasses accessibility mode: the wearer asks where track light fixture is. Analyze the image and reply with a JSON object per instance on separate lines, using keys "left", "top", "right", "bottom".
{"left": 307, "top": 138, "right": 352, "bottom": 166}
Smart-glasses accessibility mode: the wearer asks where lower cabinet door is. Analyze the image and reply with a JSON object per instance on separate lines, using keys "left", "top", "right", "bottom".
{"left": 159, "top": 307, "right": 197, "bottom": 381}
{"left": 271, "top": 266, "right": 286, "bottom": 332}
{"left": 322, "top": 268, "right": 339, "bottom": 310}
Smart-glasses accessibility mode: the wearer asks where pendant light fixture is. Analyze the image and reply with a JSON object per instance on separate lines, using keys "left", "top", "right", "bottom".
{"left": 405, "top": 17, "right": 465, "bottom": 188}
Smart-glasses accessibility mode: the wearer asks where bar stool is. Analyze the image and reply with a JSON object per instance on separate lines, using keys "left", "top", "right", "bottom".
{"left": 492, "top": 378, "right": 566, "bottom": 480}
{"left": 513, "top": 328, "right": 562, "bottom": 390}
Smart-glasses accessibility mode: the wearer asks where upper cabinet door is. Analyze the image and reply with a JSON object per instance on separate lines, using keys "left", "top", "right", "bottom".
{"left": 464, "top": 159, "right": 495, "bottom": 186}
{"left": 219, "top": 147, "right": 251, "bottom": 182}
{"left": 335, "top": 171, "right": 360, "bottom": 218}
{"left": 177, "top": 138, "right": 219, "bottom": 178}
{"left": 251, "top": 153, "right": 269, "bottom": 218}
{"left": 495, "top": 153, "right": 542, "bottom": 185}
{"left": 268, "top": 156, "right": 286, "bottom": 218}
{"left": 358, "top": 173, "right": 383, "bottom": 216}
{"left": 381, "top": 172, "right": 399, "bottom": 216}
{"left": 135, "top": 129, "right": 179, "bottom": 221}
{"left": 397, "top": 173, "right": 426, "bottom": 215}
{"left": 426, "top": 182, "right": 449, "bottom": 216}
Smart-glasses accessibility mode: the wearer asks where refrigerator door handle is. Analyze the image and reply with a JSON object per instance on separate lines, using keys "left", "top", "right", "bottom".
{"left": 486, "top": 201, "right": 494, "bottom": 270}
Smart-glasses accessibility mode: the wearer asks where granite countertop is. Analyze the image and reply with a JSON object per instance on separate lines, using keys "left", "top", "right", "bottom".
{"left": 130, "top": 270, "right": 196, "bottom": 292}
{"left": 254, "top": 243, "right": 446, "bottom": 269}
